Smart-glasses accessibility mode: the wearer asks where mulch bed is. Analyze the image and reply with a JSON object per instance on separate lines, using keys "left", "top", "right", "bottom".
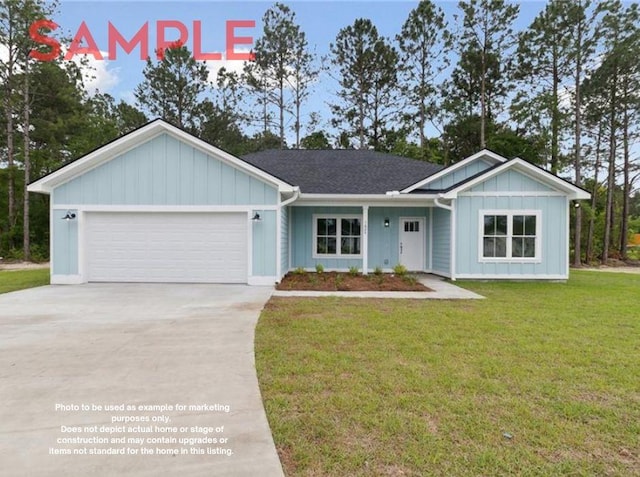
{"left": 276, "top": 271, "right": 432, "bottom": 292}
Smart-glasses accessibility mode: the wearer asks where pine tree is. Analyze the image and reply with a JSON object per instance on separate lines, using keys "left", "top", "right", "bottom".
{"left": 397, "top": 0, "right": 451, "bottom": 160}
{"left": 330, "top": 18, "right": 398, "bottom": 149}
{"left": 134, "top": 43, "right": 209, "bottom": 131}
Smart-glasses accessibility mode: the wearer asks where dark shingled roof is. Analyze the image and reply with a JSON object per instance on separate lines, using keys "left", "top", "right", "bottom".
{"left": 241, "top": 149, "right": 444, "bottom": 194}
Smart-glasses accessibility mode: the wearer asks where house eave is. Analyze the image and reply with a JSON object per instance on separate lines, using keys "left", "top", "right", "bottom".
{"left": 294, "top": 192, "right": 438, "bottom": 206}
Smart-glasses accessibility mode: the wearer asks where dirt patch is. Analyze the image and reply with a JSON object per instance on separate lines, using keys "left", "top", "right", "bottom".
{"left": 276, "top": 272, "right": 432, "bottom": 292}
{"left": 0, "top": 261, "right": 50, "bottom": 271}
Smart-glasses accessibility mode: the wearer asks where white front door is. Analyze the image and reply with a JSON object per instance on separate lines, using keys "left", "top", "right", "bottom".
{"left": 399, "top": 217, "right": 426, "bottom": 271}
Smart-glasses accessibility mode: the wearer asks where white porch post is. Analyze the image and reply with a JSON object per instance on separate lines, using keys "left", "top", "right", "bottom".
{"left": 362, "top": 205, "right": 369, "bottom": 275}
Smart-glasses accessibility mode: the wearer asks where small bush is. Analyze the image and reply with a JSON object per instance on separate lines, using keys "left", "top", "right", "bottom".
{"left": 373, "top": 266, "right": 383, "bottom": 276}
{"left": 348, "top": 266, "right": 359, "bottom": 276}
{"left": 403, "top": 275, "right": 417, "bottom": 286}
{"left": 393, "top": 264, "right": 408, "bottom": 276}
{"left": 293, "top": 267, "right": 306, "bottom": 275}
{"left": 315, "top": 263, "right": 325, "bottom": 273}
{"left": 335, "top": 274, "right": 344, "bottom": 289}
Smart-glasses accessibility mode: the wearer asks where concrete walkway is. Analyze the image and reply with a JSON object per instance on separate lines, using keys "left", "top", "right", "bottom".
{"left": 0, "top": 284, "right": 283, "bottom": 477}
{"left": 273, "top": 274, "right": 484, "bottom": 299}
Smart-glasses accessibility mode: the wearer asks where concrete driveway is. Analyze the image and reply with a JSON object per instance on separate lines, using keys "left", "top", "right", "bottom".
{"left": 0, "top": 284, "right": 283, "bottom": 477}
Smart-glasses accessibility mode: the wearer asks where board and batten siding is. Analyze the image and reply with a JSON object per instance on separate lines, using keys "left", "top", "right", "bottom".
{"left": 431, "top": 208, "right": 451, "bottom": 276}
{"left": 50, "top": 132, "right": 280, "bottom": 282}
{"left": 367, "top": 207, "right": 430, "bottom": 271}
{"left": 252, "top": 210, "right": 277, "bottom": 277}
{"left": 52, "top": 133, "right": 278, "bottom": 206}
{"left": 290, "top": 206, "right": 363, "bottom": 270}
{"left": 418, "top": 159, "right": 493, "bottom": 191}
{"left": 455, "top": 169, "right": 567, "bottom": 278}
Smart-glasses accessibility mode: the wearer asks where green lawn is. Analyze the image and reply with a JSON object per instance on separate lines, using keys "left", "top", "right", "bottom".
{"left": 256, "top": 271, "right": 640, "bottom": 476}
{"left": 0, "top": 268, "right": 50, "bottom": 295}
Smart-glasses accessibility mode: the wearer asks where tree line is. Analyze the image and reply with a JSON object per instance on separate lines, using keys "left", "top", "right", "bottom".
{"left": 1, "top": 0, "right": 638, "bottom": 265}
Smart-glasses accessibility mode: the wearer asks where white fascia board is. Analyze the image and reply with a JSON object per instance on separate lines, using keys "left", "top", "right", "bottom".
{"left": 296, "top": 193, "right": 438, "bottom": 206}
{"left": 27, "top": 120, "right": 295, "bottom": 195}
{"left": 440, "top": 158, "right": 590, "bottom": 200}
{"left": 401, "top": 149, "right": 508, "bottom": 193}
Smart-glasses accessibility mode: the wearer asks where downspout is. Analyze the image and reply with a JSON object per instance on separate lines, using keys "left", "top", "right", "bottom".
{"left": 277, "top": 187, "right": 300, "bottom": 279}
{"left": 434, "top": 194, "right": 456, "bottom": 280}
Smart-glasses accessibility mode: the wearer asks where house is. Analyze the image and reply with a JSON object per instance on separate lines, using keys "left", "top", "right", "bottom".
{"left": 28, "top": 119, "right": 590, "bottom": 285}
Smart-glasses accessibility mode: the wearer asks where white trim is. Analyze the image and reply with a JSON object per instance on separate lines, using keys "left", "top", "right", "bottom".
{"left": 455, "top": 273, "right": 568, "bottom": 280}
{"left": 77, "top": 211, "right": 86, "bottom": 282}
{"left": 52, "top": 204, "right": 278, "bottom": 213}
{"left": 248, "top": 276, "right": 277, "bottom": 286}
{"left": 287, "top": 207, "right": 292, "bottom": 274}
{"left": 478, "top": 209, "right": 542, "bottom": 263}
{"left": 440, "top": 158, "right": 590, "bottom": 200}
{"left": 362, "top": 206, "right": 369, "bottom": 275}
{"left": 51, "top": 274, "right": 83, "bottom": 285}
{"left": 459, "top": 191, "right": 565, "bottom": 197}
{"left": 565, "top": 196, "right": 570, "bottom": 278}
{"left": 49, "top": 198, "right": 54, "bottom": 280}
{"left": 28, "top": 120, "right": 295, "bottom": 194}
{"left": 276, "top": 206, "right": 282, "bottom": 281}
{"left": 401, "top": 149, "right": 507, "bottom": 193}
{"left": 398, "top": 216, "right": 427, "bottom": 271}
{"left": 428, "top": 208, "right": 433, "bottom": 270}
{"left": 451, "top": 200, "right": 457, "bottom": 279}
{"left": 247, "top": 211, "right": 254, "bottom": 282}
{"left": 312, "top": 214, "right": 363, "bottom": 259}
{"left": 430, "top": 269, "right": 452, "bottom": 279}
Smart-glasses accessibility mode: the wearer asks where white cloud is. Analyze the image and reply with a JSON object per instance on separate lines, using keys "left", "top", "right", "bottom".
{"left": 68, "top": 51, "right": 120, "bottom": 96}
{"left": 204, "top": 49, "right": 251, "bottom": 87}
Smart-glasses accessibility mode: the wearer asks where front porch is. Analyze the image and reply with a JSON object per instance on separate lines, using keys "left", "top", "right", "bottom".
{"left": 286, "top": 204, "right": 452, "bottom": 277}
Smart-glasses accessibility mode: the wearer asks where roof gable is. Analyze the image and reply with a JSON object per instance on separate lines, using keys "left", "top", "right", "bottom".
{"left": 28, "top": 119, "right": 294, "bottom": 194}
{"left": 440, "top": 158, "right": 590, "bottom": 200}
{"left": 402, "top": 149, "right": 507, "bottom": 193}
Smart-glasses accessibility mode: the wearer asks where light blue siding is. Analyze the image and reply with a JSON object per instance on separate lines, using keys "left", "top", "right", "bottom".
{"left": 53, "top": 133, "right": 278, "bottom": 206}
{"left": 280, "top": 207, "right": 289, "bottom": 277}
{"left": 455, "top": 195, "right": 567, "bottom": 277}
{"left": 419, "top": 159, "right": 493, "bottom": 191}
{"left": 469, "top": 169, "right": 553, "bottom": 193}
{"left": 288, "top": 206, "right": 430, "bottom": 272}
{"left": 367, "top": 207, "right": 430, "bottom": 270}
{"left": 432, "top": 208, "right": 451, "bottom": 275}
{"left": 290, "top": 207, "right": 363, "bottom": 270}
{"left": 52, "top": 207, "right": 78, "bottom": 275}
{"left": 252, "top": 210, "right": 277, "bottom": 277}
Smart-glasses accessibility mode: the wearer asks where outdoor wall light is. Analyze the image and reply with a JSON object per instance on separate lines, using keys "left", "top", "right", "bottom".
{"left": 251, "top": 212, "right": 262, "bottom": 222}
{"left": 384, "top": 218, "right": 390, "bottom": 228}
{"left": 574, "top": 202, "right": 581, "bottom": 209}
{"left": 62, "top": 211, "right": 76, "bottom": 221}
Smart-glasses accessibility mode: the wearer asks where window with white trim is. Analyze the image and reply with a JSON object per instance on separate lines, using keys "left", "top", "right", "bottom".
{"left": 314, "top": 215, "right": 361, "bottom": 257}
{"left": 480, "top": 210, "right": 540, "bottom": 261}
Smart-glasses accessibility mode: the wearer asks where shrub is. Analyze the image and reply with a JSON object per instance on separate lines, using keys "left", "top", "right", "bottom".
{"left": 335, "top": 274, "right": 344, "bottom": 290}
{"left": 348, "top": 266, "right": 359, "bottom": 276}
{"left": 293, "top": 267, "right": 306, "bottom": 275}
{"left": 403, "top": 275, "right": 417, "bottom": 286}
{"left": 373, "top": 266, "right": 383, "bottom": 276}
{"left": 315, "top": 263, "right": 325, "bottom": 273}
{"left": 393, "top": 264, "right": 408, "bottom": 276}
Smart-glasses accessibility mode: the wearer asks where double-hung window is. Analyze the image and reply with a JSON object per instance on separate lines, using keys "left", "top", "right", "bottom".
{"left": 314, "top": 215, "right": 362, "bottom": 257}
{"left": 480, "top": 210, "right": 541, "bottom": 261}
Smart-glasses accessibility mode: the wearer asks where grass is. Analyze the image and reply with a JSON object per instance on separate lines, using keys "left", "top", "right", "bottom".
{"left": 0, "top": 268, "right": 50, "bottom": 295}
{"left": 256, "top": 271, "right": 640, "bottom": 476}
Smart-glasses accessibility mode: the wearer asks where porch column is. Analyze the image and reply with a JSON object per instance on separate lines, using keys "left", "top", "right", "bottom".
{"left": 362, "top": 205, "right": 369, "bottom": 275}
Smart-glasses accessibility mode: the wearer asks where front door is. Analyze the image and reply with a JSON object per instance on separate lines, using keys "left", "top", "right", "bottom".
{"left": 399, "top": 217, "right": 425, "bottom": 271}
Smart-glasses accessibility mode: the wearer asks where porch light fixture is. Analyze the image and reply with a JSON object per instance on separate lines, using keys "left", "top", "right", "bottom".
{"left": 62, "top": 211, "right": 76, "bottom": 221}
{"left": 251, "top": 212, "right": 262, "bottom": 222}
{"left": 384, "top": 218, "right": 390, "bottom": 228}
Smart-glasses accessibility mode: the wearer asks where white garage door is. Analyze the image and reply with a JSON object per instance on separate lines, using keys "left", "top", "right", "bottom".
{"left": 85, "top": 212, "right": 248, "bottom": 283}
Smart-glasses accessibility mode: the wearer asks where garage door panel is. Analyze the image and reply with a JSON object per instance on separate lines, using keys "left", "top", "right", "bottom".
{"left": 86, "top": 212, "right": 248, "bottom": 283}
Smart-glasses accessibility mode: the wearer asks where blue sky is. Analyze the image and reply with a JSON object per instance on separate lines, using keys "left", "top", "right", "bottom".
{"left": 51, "top": 1, "right": 549, "bottom": 136}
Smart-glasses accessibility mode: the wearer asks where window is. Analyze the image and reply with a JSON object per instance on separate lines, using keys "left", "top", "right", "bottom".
{"left": 314, "top": 215, "right": 361, "bottom": 257}
{"left": 404, "top": 221, "right": 420, "bottom": 232}
{"left": 480, "top": 210, "right": 540, "bottom": 261}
